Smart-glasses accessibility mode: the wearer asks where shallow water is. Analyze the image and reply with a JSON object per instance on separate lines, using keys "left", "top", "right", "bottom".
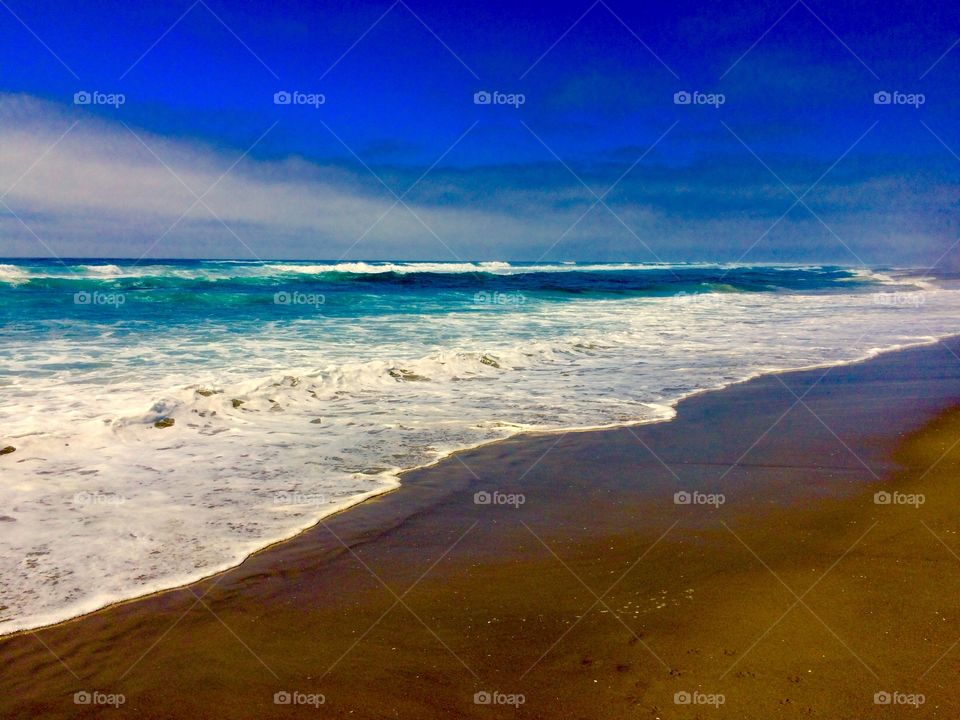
{"left": 0, "top": 260, "right": 955, "bottom": 634}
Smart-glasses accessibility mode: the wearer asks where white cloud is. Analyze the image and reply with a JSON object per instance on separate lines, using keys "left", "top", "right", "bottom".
{"left": 0, "top": 93, "right": 955, "bottom": 265}
{"left": 0, "top": 95, "right": 552, "bottom": 260}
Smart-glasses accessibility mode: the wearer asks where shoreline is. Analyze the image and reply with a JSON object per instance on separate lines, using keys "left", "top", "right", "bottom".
{"left": 5, "top": 337, "right": 960, "bottom": 717}
{"left": 2, "top": 333, "right": 952, "bottom": 640}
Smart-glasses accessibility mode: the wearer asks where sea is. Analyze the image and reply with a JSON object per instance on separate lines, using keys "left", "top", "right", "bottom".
{"left": 0, "top": 259, "right": 956, "bottom": 634}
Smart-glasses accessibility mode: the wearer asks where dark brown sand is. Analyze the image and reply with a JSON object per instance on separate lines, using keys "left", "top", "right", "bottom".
{"left": 4, "top": 339, "right": 960, "bottom": 719}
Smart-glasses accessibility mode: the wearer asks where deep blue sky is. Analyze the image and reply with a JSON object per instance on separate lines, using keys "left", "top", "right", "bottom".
{"left": 0, "top": 0, "right": 957, "bottom": 262}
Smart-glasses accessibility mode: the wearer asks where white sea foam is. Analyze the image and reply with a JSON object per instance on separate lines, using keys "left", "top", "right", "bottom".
{"left": 0, "top": 284, "right": 957, "bottom": 634}
{"left": 77, "top": 263, "right": 124, "bottom": 275}
{"left": 267, "top": 261, "right": 515, "bottom": 274}
{"left": 0, "top": 263, "right": 30, "bottom": 285}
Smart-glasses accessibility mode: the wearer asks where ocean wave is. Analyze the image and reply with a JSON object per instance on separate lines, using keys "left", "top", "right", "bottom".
{"left": 267, "top": 261, "right": 515, "bottom": 275}
{"left": 77, "top": 263, "right": 124, "bottom": 275}
{"left": 1, "top": 286, "right": 959, "bottom": 635}
{"left": 844, "top": 267, "right": 942, "bottom": 290}
{"left": 0, "top": 261, "right": 915, "bottom": 296}
{"left": 0, "top": 263, "right": 29, "bottom": 285}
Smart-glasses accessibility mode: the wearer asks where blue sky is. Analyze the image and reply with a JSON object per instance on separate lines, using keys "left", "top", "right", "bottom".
{"left": 0, "top": 0, "right": 957, "bottom": 263}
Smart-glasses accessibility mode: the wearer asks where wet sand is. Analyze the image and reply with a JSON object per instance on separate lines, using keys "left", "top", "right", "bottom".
{"left": 4, "top": 339, "right": 960, "bottom": 718}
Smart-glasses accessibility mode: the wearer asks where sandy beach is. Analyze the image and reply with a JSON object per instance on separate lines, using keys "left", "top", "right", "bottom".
{"left": 3, "top": 338, "right": 960, "bottom": 719}
{"left": 2, "top": 0, "right": 954, "bottom": 715}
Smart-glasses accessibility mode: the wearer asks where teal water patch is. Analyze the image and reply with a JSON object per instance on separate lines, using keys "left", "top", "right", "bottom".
{"left": 0, "top": 260, "right": 909, "bottom": 328}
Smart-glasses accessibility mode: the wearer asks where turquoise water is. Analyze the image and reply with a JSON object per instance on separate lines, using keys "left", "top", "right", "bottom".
{"left": 0, "top": 260, "right": 892, "bottom": 324}
{"left": 0, "top": 260, "right": 953, "bottom": 634}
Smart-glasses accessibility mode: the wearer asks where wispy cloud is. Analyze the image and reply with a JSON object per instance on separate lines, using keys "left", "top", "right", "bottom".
{"left": 0, "top": 94, "right": 955, "bottom": 264}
